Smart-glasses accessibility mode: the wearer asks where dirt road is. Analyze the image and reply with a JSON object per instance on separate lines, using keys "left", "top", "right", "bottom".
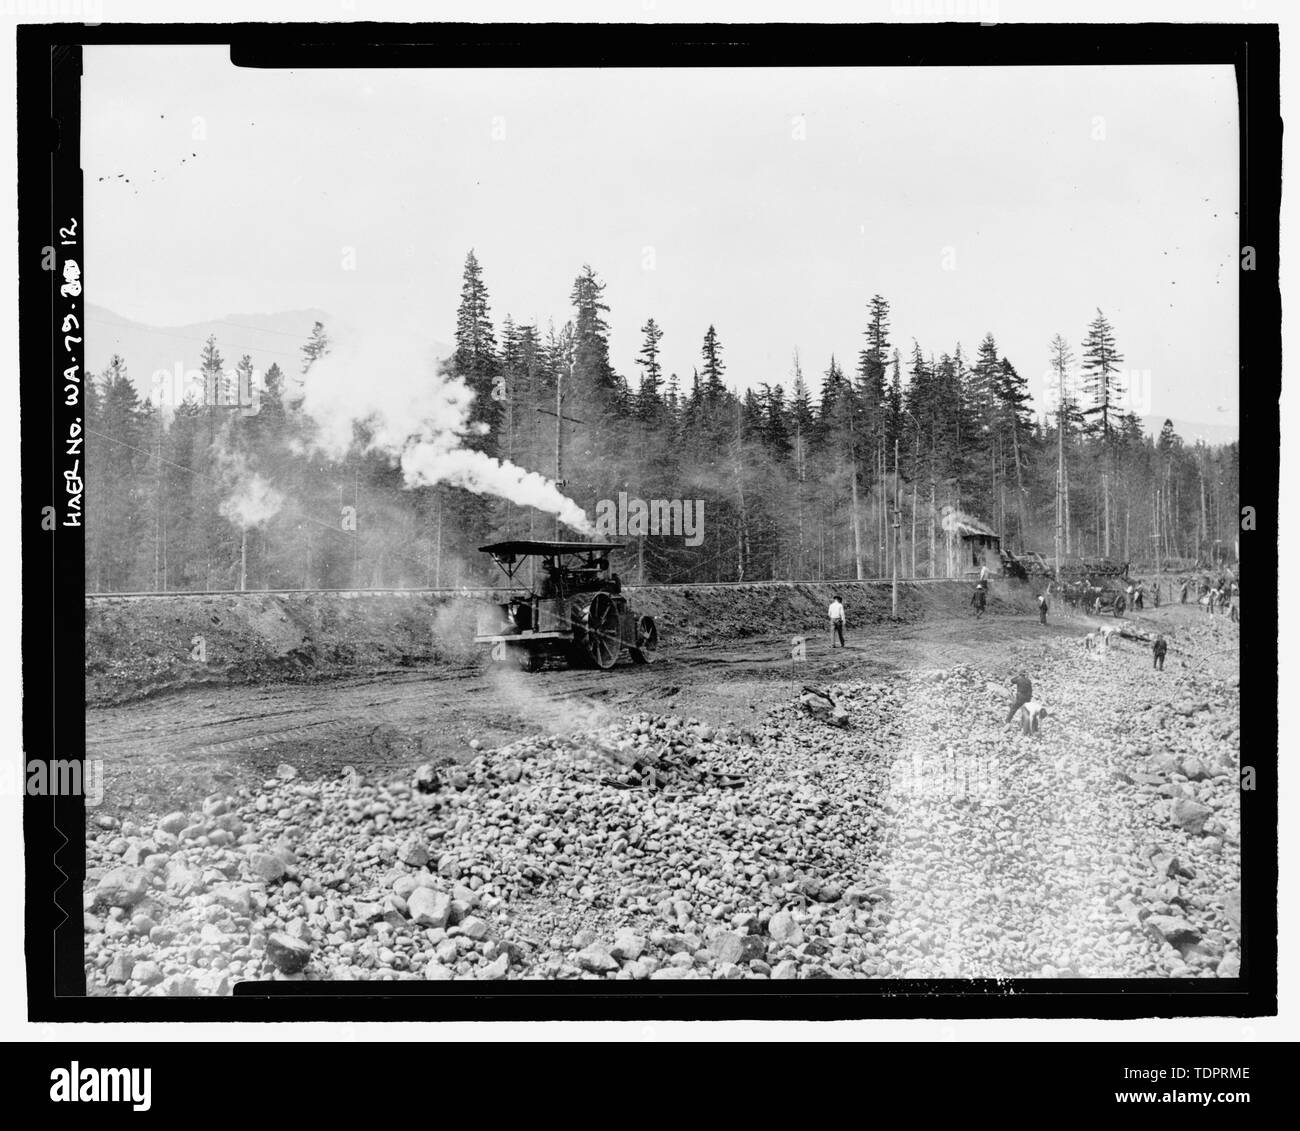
{"left": 88, "top": 610, "right": 1056, "bottom": 815}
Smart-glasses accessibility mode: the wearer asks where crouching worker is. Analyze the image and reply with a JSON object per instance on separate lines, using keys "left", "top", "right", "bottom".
{"left": 1016, "top": 700, "right": 1049, "bottom": 736}
{"left": 1005, "top": 672, "right": 1033, "bottom": 725}
{"left": 1152, "top": 633, "right": 1168, "bottom": 671}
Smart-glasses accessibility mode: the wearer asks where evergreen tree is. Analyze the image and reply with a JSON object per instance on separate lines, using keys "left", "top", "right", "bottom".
{"left": 569, "top": 265, "right": 616, "bottom": 398}
{"left": 453, "top": 250, "right": 500, "bottom": 433}
{"left": 885, "top": 348, "right": 904, "bottom": 446}
{"left": 856, "top": 294, "right": 891, "bottom": 431}
{"left": 701, "top": 325, "right": 726, "bottom": 405}
{"left": 790, "top": 353, "right": 814, "bottom": 433}
{"left": 635, "top": 317, "right": 665, "bottom": 421}
{"left": 262, "top": 362, "right": 286, "bottom": 415}
{"left": 200, "top": 335, "right": 224, "bottom": 408}
{"left": 300, "top": 320, "right": 331, "bottom": 374}
{"left": 760, "top": 384, "right": 791, "bottom": 456}
{"left": 1080, "top": 308, "right": 1125, "bottom": 555}
{"left": 1081, "top": 308, "right": 1125, "bottom": 442}
{"left": 970, "top": 332, "right": 1002, "bottom": 436}
{"left": 88, "top": 357, "right": 151, "bottom": 589}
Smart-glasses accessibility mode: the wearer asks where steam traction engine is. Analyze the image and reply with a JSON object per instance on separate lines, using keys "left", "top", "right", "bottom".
{"left": 473, "top": 540, "right": 659, "bottom": 672}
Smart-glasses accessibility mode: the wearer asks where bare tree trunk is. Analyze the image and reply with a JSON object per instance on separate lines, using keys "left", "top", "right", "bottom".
{"left": 911, "top": 444, "right": 918, "bottom": 579}
{"left": 1054, "top": 417, "right": 1063, "bottom": 580}
{"left": 794, "top": 423, "right": 806, "bottom": 579}
{"left": 846, "top": 406, "right": 865, "bottom": 580}
{"left": 1063, "top": 454, "right": 1072, "bottom": 555}
{"left": 1095, "top": 482, "right": 1101, "bottom": 558}
{"left": 434, "top": 493, "right": 442, "bottom": 588}
{"left": 885, "top": 441, "right": 891, "bottom": 571}
{"left": 1173, "top": 475, "right": 1180, "bottom": 559}
{"left": 1102, "top": 466, "right": 1111, "bottom": 557}
{"left": 929, "top": 479, "right": 937, "bottom": 578}
{"left": 1010, "top": 423, "right": 1027, "bottom": 552}
{"left": 1199, "top": 455, "right": 1207, "bottom": 562}
{"left": 849, "top": 465, "right": 864, "bottom": 580}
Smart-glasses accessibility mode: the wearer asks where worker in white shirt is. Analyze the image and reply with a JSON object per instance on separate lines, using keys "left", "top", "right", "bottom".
{"left": 828, "top": 594, "right": 846, "bottom": 648}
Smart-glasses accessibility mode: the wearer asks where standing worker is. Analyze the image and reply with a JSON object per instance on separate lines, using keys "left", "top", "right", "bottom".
{"left": 827, "top": 593, "right": 846, "bottom": 648}
{"left": 1037, "top": 591, "right": 1049, "bottom": 625}
{"left": 1152, "top": 633, "right": 1168, "bottom": 671}
{"left": 1180, "top": 578, "right": 1189, "bottom": 604}
{"left": 971, "top": 582, "right": 987, "bottom": 618}
{"left": 1005, "top": 672, "right": 1033, "bottom": 724}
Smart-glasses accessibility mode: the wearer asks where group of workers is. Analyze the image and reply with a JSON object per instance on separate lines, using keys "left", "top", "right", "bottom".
{"left": 826, "top": 572, "right": 1211, "bottom": 738}
{"left": 1178, "top": 573, "right": 1240, "bottom": 620}
{"left": 825, "top": 564, "right": 1233, "bottom": 674}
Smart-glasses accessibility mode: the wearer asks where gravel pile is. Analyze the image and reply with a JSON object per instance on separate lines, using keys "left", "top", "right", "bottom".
{"left": 84, "top": 619, "right": 1240, "bottom": 991}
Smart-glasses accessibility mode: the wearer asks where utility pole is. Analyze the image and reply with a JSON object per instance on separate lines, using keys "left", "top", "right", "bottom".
{"left": 555, "top": 359, "right": 564, "bottom": 540}
{"left": 155, "top": 412, "right": 164, "bottom": 591}
{"left": 1154, "top": 487, "right": 1162, "bottom": 598}
{"left": 536, "top": 366, "right": 584, "bottom": 541}
{"left": 239, "top": 528, "right": 247, "bottom": 592}
{"left": 911, "top": 428, "right": 919, "bottom": 580}
{"left": 1055, "top": 397, "right": 1064, "bottom": 583}
{"left": 434, "top": 492, "right": 442, "bottom": 588}
{"left": 892, "top": 436, "right": 900, "bottom": 617}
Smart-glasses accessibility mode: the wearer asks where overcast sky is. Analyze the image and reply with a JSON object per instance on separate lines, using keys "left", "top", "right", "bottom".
{"left": 83, "top": 47, "right": 1239, "bottom": 431}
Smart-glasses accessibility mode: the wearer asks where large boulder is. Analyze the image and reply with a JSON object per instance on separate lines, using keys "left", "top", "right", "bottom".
{"left": 1171, "top": 798, "right": 1213, "bottom": 835}
{"left": 92, "top": 866, "right": 152, "bottom": 910}
{"left": 1145, "top": 915, "right": 1201, "bottom": 949}
{"left": 576, "top": 946, "right": 618, "bottom": 973}
{"left": 767, "top": 911, "right": 805, "bottom": 946}
{"left": 265, "top": 932, "right": 312, "bottom": 974}
{"left": 407, "top": 887, "right": 453, "bottom": 929}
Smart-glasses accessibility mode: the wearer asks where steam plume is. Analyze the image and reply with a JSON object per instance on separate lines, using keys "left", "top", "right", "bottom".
{"left": 294, "top": 332, "right": 593, "bottom": 534}
{"left": 940, "top": 505, "right": 996, "bottom": 536}
{"left": 220, "top": 472, "right": 284, "bottom": 529}
{"left": 213, "top": 431, "right": 283, "bottom": 529}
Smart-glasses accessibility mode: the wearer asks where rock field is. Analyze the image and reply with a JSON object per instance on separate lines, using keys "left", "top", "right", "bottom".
{"left": 84, "top": 615, "right": 1241, "bottom": 991}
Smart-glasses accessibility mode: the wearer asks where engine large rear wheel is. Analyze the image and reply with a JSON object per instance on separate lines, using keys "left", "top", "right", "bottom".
{"left": 581, "top": 592, "right": 621, "bottom": 670}
{"left": 630, "top": 615, "right": 658, "bottom": 664}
